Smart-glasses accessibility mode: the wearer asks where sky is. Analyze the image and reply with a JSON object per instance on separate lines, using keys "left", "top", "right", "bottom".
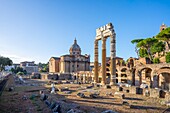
{"left": 0, "top": 0, "right": 170, "bottom": 64}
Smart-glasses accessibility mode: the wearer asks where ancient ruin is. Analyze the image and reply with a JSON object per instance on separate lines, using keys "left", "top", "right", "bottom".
{"left": 94, "top": 23, "right": 116, "bottom": 85}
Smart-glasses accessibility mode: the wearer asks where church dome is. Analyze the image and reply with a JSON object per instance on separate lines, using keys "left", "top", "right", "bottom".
{"left": 69, "top": 38, "right": 81, "bottom": 55}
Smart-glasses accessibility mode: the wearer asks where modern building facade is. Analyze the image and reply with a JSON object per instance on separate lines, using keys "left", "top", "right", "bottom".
{"left": 20, "top": 61, "right": 38, "bottom": 74}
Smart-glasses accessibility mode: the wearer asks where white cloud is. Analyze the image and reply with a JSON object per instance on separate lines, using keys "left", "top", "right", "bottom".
{"left": 0, "top": 53, "right": 34, "bottom": 64}
{"left": 0, "top": 45, "right": 34, "bottom": 63}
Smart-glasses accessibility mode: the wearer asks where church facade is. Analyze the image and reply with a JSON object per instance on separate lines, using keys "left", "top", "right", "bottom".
{"left": 49, "top": 39, "right": 90, "bottom": 74}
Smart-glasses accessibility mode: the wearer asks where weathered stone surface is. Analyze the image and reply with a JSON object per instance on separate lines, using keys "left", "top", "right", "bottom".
{"left": 116, "top": 86, "right": 123, "bottom": 92}
{"left": 103, "top": 85, "right": 111, "bottom": 89}
{"left": 67, "top": 109, "right": 85, "bottom": 113}
{"left": 114, "top": 92, "right": 125, "bottom": 99}
{"left": 105, "top": 92, "right": 112, "bottom": 96}
{"left": 122, "top": 101, "right": 131, "bottom": 108}
{"left": 22, "top": 95, "right": 28, "bottom": 100}
{"left": 52, "top": 104, "right": 61, "bottom": 113}
{"left": 122, "top": 87, "right": 129, "bottom": 93}
{"left": 150, "top": 89, "right": 166, "bottom": 98}
{"left": 58, "top": 87, "right": 69, "bottom": 92}
{"left": 86, "top": 85, "right": 93, "bottom": 89}
{"left": 166, "top": 102, "right": 170, "bottom": 107}
{"left": 77, "top": 92, "right": 85, "bottom": 98}
{"left": 40, "top": 94, "right": 48, "bottom": 101}
{"left": 129, "top": 87, "right": 143, "bottom": 94}
{"left": 150, "top": 89, "right": 159, "bottom": 98}
{"left": 49, "top": 101, "right": 56, "bottom": 109}
{"left": 89, "top": 93, "right": 99, "bottom": 98}
{"left": 64, "top": 91, "right": 71, "bottom": 94}
{"left": 143, "top": 89, "right": 150, "bottom": 97}
{"left": 8, "top": 87, "right": 14, "bottom": 91}
{"left": 136, "top": 87, "right": 143, "bottom": 94}
{"left": 45, "top": 100, "right": 51, "bottom": 107}
{"left": 67, "top": 109, "right": 75, "bottom": 113}
{"left": 101, "top": 110, "right": 118, "bottom": 113}
{"left": 165, "top": 92, "right": 170, "bottom": 101}
{"left": 129, "top": 86, "right": 137, "bottom": 94}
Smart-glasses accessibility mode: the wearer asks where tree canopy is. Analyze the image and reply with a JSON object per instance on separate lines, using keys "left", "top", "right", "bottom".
{"left": 166, "top": 52, "right": 170, "bottom": 63}
{"left": 11, "top": 67, "right": 27, "bottom": 75}
{"left": 131, "top": 39, "right": 144, "bottom": 44}
{"left": 156, "top": 27, "right": 170, "bottom": 50}
{"left": 131, "top": 39, "right": 144, "bottom": 58}
{"left": 131, "top": 37, "right": 165, "bottom": 62}
{"left": 38, "top": 62, "right": 49, "bottom": 72}
{"left": 0, "top": 56, "right": 13, "bottom": 71}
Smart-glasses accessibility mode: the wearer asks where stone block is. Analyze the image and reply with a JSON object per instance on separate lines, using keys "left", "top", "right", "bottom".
{"left": 52, "top": 104, "right": 61, "bottom": 113}
{"left": 114, "top": 92, "right": 125, "bottom": 99}
{"left": 89, "top": 93, "right": 99, "bottom": 98}
{"left": 86, "top": 85, "right": 93, "bottom": 89}
{"left": 49, "top": 101, "right": 56, "bottom": 109}
{"left": 111, "top": 85, "right": 117, "bottom": 89}
{"left": 64, "top": 91, "right": 71, "bottom": 94}
{"left": 8, "top": 87, "right": 14, "bottom": 91}
{"left": 58, "top": 87, "right": 69, "bottom": 92}
{"left": 40, "top": 94, "right": 48, "bottom": 101}
{"left": 45, "top": 100, "right": 51, "bottom": 107}
{"left": 122, "top": 101, "right": 131, "bottom": 109}
{"left": 123, "top": 87, "right": 130, "bottom": 93}
{"left": 150, "top": 89, "right": 166, "bottom": 98}
{"left": 129, "top": 86, "right": 137, "bottom": 94}
{"left": 101, "top": 110, "right": 118, "bottom": 113}
{"left": 136, "top": 87, "right": 143, "bottom": 94}
{"left": 116, "top": 86, "right": 123, "bottom": 92}
{"left": 143, "top": 88, "right": 150, "bottom": 97}
{"left": 77, "top": 92, "right": 85, "bottom": 98}
{"left": 165, "top": 92, "right": 170, "bottom": 101}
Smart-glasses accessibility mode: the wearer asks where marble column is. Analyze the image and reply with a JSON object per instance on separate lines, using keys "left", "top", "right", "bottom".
{"left": 110, "top": 33, "right": 116, "bottom": 85}
{"left": 101, "top": 38, "right": 106, "bottom": 85}
{"left": 94, "top": 40, "right": 99, "bottom": 83}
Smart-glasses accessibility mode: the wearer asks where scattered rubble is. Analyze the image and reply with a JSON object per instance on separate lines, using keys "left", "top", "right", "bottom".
{"left": 77, "top": 92, "right": 85, "bottom": 98}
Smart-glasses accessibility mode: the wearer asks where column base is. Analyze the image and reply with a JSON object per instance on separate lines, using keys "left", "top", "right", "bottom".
{"left": 110, "top": 75, "right": 116, "bottom": 85}
{"left": 101, "top": 81, "right": 106, "bottom": 85}
{"left": 110, "top": 82, "right": 114, "bottom": 86}
{"left": 94, "top": 80, "right": 98, "bottom": 84}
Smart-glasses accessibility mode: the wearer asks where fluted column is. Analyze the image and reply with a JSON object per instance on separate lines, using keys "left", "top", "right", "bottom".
{"left": 101, "top": 38, "right": 106, "bottom": 85}
{"left": 94, "top": 40, "right": 99, "bottom": 83}
{"left": 110, "top": 33, "right": 116, "bottom": 85}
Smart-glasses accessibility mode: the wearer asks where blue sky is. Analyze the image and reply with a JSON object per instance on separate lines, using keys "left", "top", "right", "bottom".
{"left": 0, "top": 0, "right": 170, "bottom": 63}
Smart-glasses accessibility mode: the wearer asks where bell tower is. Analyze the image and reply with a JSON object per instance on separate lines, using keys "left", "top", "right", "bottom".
{"left": 160, "top": 23, "right": 167, "bottom": 32}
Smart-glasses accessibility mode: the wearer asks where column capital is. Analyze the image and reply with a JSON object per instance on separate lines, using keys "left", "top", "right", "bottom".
{"left": 94, "top": 39, "right": 98, "bottom": 44}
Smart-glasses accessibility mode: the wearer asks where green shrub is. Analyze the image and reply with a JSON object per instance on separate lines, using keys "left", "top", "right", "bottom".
{"left": 166, "top": 52, "right": 170, "bottom": 63}
{"left": 153, "top": 58, "right": 160, "bottom": 64}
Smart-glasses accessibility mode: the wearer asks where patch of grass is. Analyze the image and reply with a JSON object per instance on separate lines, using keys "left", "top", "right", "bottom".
{"left": 132, "top": 102, "right": 138, "bottom": 104}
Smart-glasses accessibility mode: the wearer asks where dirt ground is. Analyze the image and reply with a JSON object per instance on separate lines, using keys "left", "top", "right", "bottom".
{"left": 0, "top": 77, "right": 170, "bottom": 113}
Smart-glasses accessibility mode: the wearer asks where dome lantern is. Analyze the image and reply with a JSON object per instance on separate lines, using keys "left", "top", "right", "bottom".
{"left": 69, "top": 38, "right": 81, "bottom": 55}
